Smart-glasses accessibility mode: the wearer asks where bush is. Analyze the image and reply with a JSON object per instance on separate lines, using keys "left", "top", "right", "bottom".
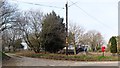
{"left": 109, "top": 36, "right": 117, "bottom": 53}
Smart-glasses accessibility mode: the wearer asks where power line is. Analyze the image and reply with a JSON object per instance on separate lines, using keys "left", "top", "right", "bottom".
{"left": 11, "top": 0, "right": 117, "bottom": 32}
{"left": 11, "top": 0, "right": 65, "bottom": 9}
{"left": 68, "top": 1, "right": 78, "bottom": 7}
{"left": 69, "top": 0, "right": 116, "bottom": 31}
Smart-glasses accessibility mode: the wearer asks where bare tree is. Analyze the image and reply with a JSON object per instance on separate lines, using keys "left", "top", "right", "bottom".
{"left": 86, "top": 30, "right": 104, "bottom": 51}
{"left": 17, "top": 10, "right": 43, "bottom": 53}
{"left": 69, "top": 23, "right": 85, "bottom": 45}
{"left": 1, "top": 0, "right": 22, "bottom": 52}
{"left": 68, "top": 23, "right": 85, "bottom": 54}
{"left": 0, "top": 0, "right": 18, "bottom": 32}
{"left": 68, "top": 23, "right": 104, "bottom": 52}
{"left": 2, "top": 27, "right": 22, "bottom": 52}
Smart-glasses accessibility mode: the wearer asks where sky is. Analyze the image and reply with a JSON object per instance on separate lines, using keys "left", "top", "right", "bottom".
{"left": 8, "top": 0, "right": 119, "bottom": 44}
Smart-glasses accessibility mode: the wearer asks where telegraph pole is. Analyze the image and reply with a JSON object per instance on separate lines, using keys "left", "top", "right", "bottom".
{"left": 65, "top": 2, "right": 68, "bottom": 55}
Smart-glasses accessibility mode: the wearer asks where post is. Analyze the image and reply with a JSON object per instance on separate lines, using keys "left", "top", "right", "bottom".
{"left": 65, "top": 2, "right": 68, "bottom": 55}
{"left": 102, "top": 51, "right": 104, "bottom": 56}
{"left": 102, "top": 46, "right": 105, "bottom": 56}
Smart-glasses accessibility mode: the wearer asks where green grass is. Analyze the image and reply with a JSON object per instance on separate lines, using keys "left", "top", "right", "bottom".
{"left": 98, "top": 56, "right": 109, "bottom": 61}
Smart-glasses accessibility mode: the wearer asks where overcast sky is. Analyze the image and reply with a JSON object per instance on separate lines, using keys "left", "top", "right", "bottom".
{"left": 9, "top": 0, "right": 119, "bottom": 44}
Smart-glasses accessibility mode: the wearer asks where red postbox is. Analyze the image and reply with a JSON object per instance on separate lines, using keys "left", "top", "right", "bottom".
{"left": 102, "top": 46, "right": 105, "bottom": 52}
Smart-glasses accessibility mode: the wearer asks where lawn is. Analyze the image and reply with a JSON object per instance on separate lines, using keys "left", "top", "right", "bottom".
{"left": 16, "top": 51, "right": 119, "bottom": 61}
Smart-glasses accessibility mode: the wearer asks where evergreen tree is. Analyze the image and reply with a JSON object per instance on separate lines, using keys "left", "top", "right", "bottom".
{"left": 41, "top": 11, "right": 66, "bottom": 53}
{"left": 109, "top": 36, "right": 117, "bottom": 54}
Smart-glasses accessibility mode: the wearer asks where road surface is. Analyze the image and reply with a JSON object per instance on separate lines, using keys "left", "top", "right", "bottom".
{"left": 2, "top": 53, "right": 119, "bottom": 66}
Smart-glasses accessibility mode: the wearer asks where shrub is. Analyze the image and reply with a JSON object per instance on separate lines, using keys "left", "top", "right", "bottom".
{"left": 109, "top": 36, "right": 117, "bottom": 54}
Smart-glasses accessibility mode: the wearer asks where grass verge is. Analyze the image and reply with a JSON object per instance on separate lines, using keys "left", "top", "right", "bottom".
{"left": 16, "top": 51, "right": 119, "bottom": 61}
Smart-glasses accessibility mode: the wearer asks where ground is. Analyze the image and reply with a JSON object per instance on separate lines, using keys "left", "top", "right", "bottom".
{"left": 2, "top": 53, "right": 119, "bottom": 66}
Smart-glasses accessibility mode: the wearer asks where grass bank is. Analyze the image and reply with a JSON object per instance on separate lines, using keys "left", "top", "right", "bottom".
{"left": 16, "top": 51, "right": 119, "bottom": 61}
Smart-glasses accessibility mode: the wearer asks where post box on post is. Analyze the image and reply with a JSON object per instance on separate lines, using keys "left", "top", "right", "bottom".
{"left": 101, "top": 46, "right": 105, "bottom": 56}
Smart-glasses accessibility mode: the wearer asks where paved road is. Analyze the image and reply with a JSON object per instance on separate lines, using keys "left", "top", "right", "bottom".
{"left": 2, "top": 53, "right": 119, "bottom": 66}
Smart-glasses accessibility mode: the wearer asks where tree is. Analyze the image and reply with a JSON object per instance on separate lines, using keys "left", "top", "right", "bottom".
{"left": 109, "top": 36, "right": 117, "bottom": 55}
{"left": 68, "top": 23, "right": 85, "bottom": 54}
{"left": 17, "top": 10, "right": 43, "bottom": 53}
{"left": 2, "top": 29, "right": 10, "bottom": 51}
{"left": 68, "top": 23, "right": 104, "bottom": 52}
{"left": 68, "top": 32, "right": 74, "bottom": 45}
{"left": 0, "top": 0, "right": 18, "bottom": 32}
{"left": 2, "top": 27, "right": 22, "bottom": 52}
{"left": 41, "top": 11, "right": 66, "bottom": 53}
{"left": 69, "top": 23, "right": 85, "bottom": 45}
{"left": 1, "top": 0, "right": 22, "bottom": 52}
{"left": 85, "top": 30, "right": 104, "bottom": 52}
{"left": 14, "top": 38, "right": 23, "bottom": 51}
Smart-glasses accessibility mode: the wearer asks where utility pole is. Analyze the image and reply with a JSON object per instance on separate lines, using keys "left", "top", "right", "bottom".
{"left": 65, "top": 2, "right": 68, "bottom": 55}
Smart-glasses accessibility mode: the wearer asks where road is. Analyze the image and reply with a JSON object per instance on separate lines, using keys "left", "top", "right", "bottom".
{"left": 2, "top": 53, "right": 119, "bottom": 66}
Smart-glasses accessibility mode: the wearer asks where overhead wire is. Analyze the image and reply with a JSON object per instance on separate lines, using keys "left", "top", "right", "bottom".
{"left": 11, "top": 0, "right": 117, "bottom": 33}
{"left": 68, "top": 1, "right": 78, "bottom": 7}
{"left": 69, "top": 0, "right": 117, "bottom": 32}
{"left": 11, "top": 0, "right": 65, "bottom": 9}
